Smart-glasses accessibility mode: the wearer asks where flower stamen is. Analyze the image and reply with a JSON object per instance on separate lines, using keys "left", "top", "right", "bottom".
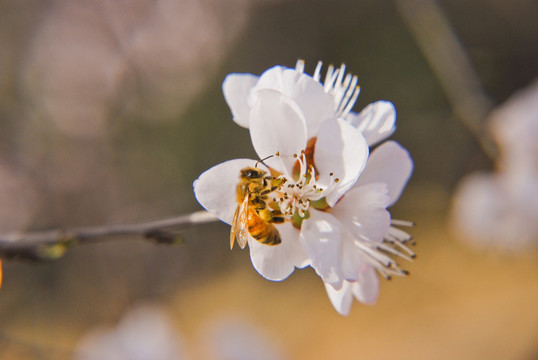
{"left": 315, "top": 61, "right": 361, "bottom": 117}
{"left": 351, "top": 221, "right": 415, "bottom": 279}
{"left": 269, "top": 151, "right": 336, "bottom": 221}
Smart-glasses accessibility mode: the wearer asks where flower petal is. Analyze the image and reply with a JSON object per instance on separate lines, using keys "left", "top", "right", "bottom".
{"left": 248, "top": 222, "right": 309, "bottom": 281}
{"left": 249, "top": 89, "right": 307, "bottom": 173}
{"left": 314, "top": 118, "right": 369, "bottom": 206}
{"left": 351, "top": 265, "right": 379, "bottom": 304}
{"left": 252, "top": 66, "right": 335, "bottom": 138}
{"left": 347, "top": 101, "right": 396, "bottom": 146}
{"left": 222, "top": 73, "right": 259, "bottom": 128}
{"left": 354, "top": 140, "right": 413, "bottom": 205}
{"left": 193, "top": 158, "right": 262, "bottom": 224}
{"left": 299, "top": 210, "right": 344, "bottom": 288}
{"left": 331, "top": 183, "right": 391, "bottom": 243}
{"left": 324, "top": 281, "right": 354, "bottom": 316}
{"left": 324, "top": 265, "right": 379, "bottom": 315}
{"left": 340, "top": 231, "right": 364, "bottom": 282}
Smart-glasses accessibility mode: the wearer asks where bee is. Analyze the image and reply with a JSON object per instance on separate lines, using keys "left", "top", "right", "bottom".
{"left": 230, "top": 166, "right": 285, "bottom": 249}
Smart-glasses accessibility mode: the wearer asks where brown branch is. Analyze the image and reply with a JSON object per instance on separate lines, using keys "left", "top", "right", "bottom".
{"left": 0, "top": 211, "right": 219, "bottom": 259}
{"left": 395, "top": 0, "right": 498, "bottom": 159}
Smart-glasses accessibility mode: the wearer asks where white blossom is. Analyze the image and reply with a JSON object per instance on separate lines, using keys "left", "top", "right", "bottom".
{"left": 195, "top": 60, "right": 413, "bottom": 314}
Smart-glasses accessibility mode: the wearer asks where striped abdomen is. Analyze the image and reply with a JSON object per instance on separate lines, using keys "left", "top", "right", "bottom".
{"left": 247, "top": 209, "right": 281, "bottom": 246}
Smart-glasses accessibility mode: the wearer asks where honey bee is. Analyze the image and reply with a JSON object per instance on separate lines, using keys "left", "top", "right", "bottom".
{"left": 230, "top": 166, "right": 285, "bottom": 249}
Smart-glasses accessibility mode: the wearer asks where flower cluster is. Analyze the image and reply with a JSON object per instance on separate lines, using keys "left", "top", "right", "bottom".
{"left": 194, "top": 60, "right": 414, "bottom": 315}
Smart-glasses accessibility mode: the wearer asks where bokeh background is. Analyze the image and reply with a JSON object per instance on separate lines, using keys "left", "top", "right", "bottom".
{"left": 0, "top": 0, "right": 537, "bottom": 359}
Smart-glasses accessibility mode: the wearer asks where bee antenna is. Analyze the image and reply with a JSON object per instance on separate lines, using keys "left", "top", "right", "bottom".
{"left": 255, "top": 155, "right": 274, "bottom": 168}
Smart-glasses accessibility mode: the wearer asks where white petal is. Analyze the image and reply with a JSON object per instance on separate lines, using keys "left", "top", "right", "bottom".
{"left": 332, "top": 183, "right": 391, "bottom": 243}
{"left": 324, "top": 281, "right": 353, "bottom": 316}
{"left": 340, "top": 231, "right": 365, "bottom": 282}
{"left": 252, "top": 66, "right": 335, "bottom": 138}
{"left": 354, "top": 141, "right": 413, "bottom": 205}
{"left": 324, "top": 265, "right": 379, "bottom": 315}
{"left": 248, "top": 222, "right": 309, "bottom": 281}
{"left": 314, "top": 118, "right": 369, "bottom": 206}
{"left": 351, "top": 265, "right": 379, "bottom": 304}
{"left": 222, "top": 74, "right": 259, "bottom": 128}
{"left": 299, "top": 210, "right": 344, "bottom": 288}
{"left": 249, "top": 89, "right": 307, "bottom": 173}
{"left": 332, "top": 184, "right": 390, "bottom": 282}
{"left": 347, "top": 101, "right": 396, "bottom": 146}
{"left": 193, "top": 159, "right": 261, "bottom": 225}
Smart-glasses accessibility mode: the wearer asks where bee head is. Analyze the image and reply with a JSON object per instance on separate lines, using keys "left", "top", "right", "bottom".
{"left": 241, "top": 167, "right": 265, "bottom": 180}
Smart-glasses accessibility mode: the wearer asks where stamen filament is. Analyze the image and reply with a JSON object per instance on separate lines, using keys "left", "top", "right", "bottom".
{"left": 295, "top": 59, "right": 305, "bottom": 73}
{"left": 391, "top": 219, "right": 415, "bottom": 227}
{"left": 313, "top": 61, "right": 323, "bottom": 82}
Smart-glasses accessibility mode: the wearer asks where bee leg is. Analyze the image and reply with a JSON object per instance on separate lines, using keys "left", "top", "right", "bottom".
{"left": 251, "top": 198, "right": 266, "bottom": 210}
{"left": 262, "top": 177, "right": 273, "bottom": 187}
{"left": 257, "top": 209, "right": 274, "bottom": 223}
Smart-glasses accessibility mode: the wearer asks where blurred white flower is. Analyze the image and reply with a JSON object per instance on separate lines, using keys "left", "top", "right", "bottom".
{"left": 490, "top": 79, "right": 538, "bottom": 178}
{"left": 74, "top": 304, "right": 183, "bottom": 360}
{"left": 20, "top": 0, "right": 257, "bottom": 138}
{"left": 202, "top": 317, "right": 288, "bottom": 360}
{"left": 451, "top": 173, "right": 538, "bottom": 251}
{"left": 451, "top": 80, "right": 538, "bottom": 252}
{"left": 194, "top": 61, "right": 414, "bottom": 315}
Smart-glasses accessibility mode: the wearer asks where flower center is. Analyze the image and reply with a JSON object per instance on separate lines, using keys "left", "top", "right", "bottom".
{"left": 269, "top": 150, "right": 338, "bottom": 228}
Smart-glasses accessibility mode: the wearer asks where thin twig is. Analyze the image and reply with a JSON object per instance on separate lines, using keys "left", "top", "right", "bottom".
{"left": 395, "top": 0, "right": 498, "bottom": 159}
{"left": 0, "top": 210, "right": 219, "bottom": 257}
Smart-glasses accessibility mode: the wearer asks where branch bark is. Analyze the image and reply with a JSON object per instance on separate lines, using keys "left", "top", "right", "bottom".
{"left": 395, "top": 0, "right": 498, "bottom": 159}
{"left": 0, "top": 211, "right": 219, "bottom": 258}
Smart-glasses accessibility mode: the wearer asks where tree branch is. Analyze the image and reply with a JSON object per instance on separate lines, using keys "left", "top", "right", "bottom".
{"left": 0, "top": 210, "right": 219, "bottom": 259}
{"left": 395, "top": 0, "right": 498, "bottom": 159}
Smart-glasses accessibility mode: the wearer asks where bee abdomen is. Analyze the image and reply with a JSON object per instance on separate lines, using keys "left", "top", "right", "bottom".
{"left": 248, "top": 221, "right": 281, "bottom": 246}
{"left": 261, "top": 230, "right": 281, "bottom": 245}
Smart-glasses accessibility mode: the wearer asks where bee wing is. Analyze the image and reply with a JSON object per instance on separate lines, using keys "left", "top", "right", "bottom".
{"left": 230, "top": 195, "right": 250, "bottom": 249}
{"left": 230, "top": 206, "right": 240, "bottom": 249}
{"left": 236, "top": 195, "right": 251, "bottom": 249}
